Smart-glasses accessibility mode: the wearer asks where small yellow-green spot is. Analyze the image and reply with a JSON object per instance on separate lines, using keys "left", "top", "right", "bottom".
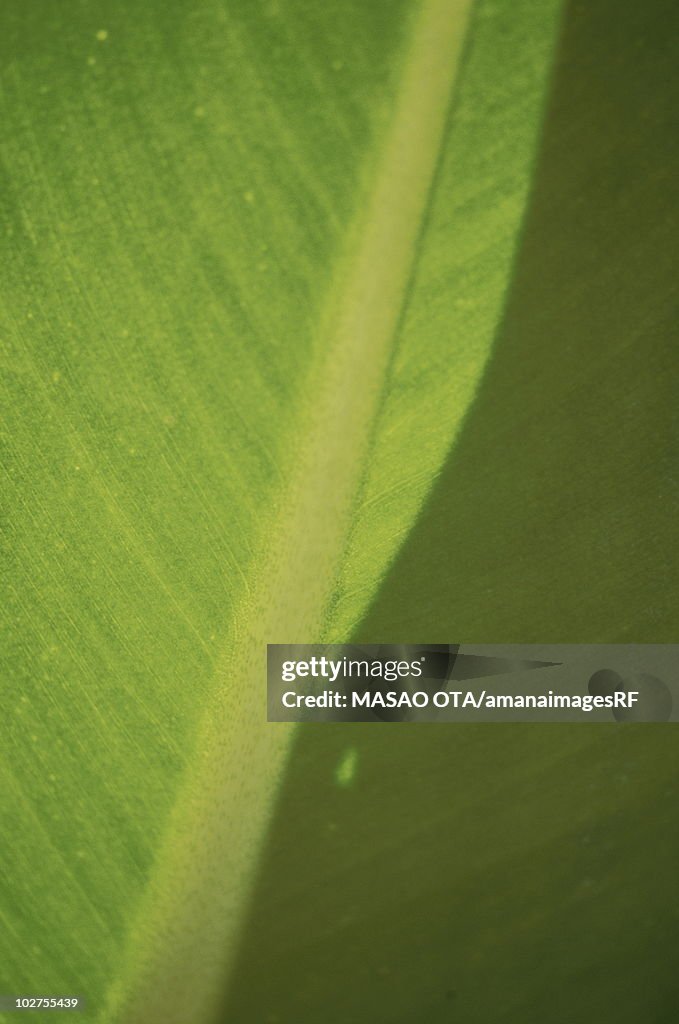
{"left": 51, "top": 370, "right": 61, "bottom": 384}
{"left": 87, "top": 56, "right": 96, "bottom": 67}
{"left": 334, "top": 747, "right": 358, "bottom": 788}
{"left": 96, "top": 29, "right": 108, "bottom": 42}
{"left": 194, "top": 106, "right": 206, "bottom": 119}
{"left": 331, "top": 59, "right": 344, "bottom": 72}
{"left": 243, "top": 190, "right": 255, "bottom": 204}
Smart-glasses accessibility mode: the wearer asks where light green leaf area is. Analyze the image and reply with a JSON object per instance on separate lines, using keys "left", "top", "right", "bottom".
{"left": 1, "top": 1, "right": 560, "bottom": 1022}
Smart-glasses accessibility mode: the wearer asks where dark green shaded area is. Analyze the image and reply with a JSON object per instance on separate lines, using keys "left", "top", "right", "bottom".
{"left": 223, "top": 1, "right": 679, "bottom": 1021}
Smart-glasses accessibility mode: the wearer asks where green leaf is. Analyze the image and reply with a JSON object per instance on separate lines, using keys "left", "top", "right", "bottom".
{"left": 1, "top": 1, "right": 561, "bottom": 1021}
{"left": 222, "top": 2, "right": 679, "bottom": 1023}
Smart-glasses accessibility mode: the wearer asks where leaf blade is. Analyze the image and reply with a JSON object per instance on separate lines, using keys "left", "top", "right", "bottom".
{"left": 0, "top": 2, "right": 563, "bottom": 1021}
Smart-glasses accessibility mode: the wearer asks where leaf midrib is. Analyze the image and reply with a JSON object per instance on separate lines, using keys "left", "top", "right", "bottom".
{"left": 103, "top": 2, "right": 474, "bottom": 1021}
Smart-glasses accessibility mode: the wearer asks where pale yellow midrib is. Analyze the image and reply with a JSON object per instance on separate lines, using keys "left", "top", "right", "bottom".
{"left": 105, "top": 3, "right": 474, "bottom": 1022}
